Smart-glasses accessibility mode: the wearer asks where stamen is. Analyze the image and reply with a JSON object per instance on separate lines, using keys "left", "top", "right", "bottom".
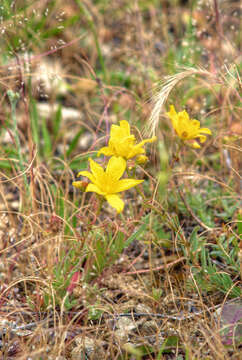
{"left": 182, "top": 131, "right": 188, "bottom": 138}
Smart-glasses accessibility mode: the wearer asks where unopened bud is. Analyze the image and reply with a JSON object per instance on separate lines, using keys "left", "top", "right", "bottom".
{"left": 136, "top": 155, "right": 148, "bottom": 164}
{"left": 73, "top": 181, "right": 88, "bottom": 191}
{"left": 190, "top": 140, "right": 201, "bottom": 149}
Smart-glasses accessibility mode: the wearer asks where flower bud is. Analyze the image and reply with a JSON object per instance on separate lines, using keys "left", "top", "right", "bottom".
{"left": 136, "top": 155, "right": 148, "bottom": 164}
{"left": 72, "top": 181, "right": 88, "bottom": 191}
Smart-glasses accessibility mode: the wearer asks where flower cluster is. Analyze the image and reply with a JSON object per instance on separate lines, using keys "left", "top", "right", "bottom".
{"left": 73, "top": 120, "right": 156, "bottom": 213}
{"left": 166, "top": 105, "right": 212, "bottom": 149}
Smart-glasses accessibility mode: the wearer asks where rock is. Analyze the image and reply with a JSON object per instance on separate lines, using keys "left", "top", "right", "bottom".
{"left": 79, "top": 133, "right": 94, "bottom": 150}
{"left": 71, "top": 335, "right": 106, "bottom": 360}
{"left": 215, "top": 300, "right": 242, "bottom": 346}
{"left": 114, "top": 317, "right": 137, "bottom": 342}
{"left": 36, "top": 103, "right": 83, "bottom": 121}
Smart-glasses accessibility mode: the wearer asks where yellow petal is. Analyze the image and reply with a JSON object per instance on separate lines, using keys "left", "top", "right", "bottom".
{"left": 106, "top": 156, "right": 126, "bottom": 181}
{"left": 134, "top": 136, "right": 156, "bottom": 151}
{"left": 198, "top": 135, "right": 207, "bottom": 143}
{"left": 191, "top": 119, "right": 200, "bottom": 128}
{"left": 89, "top": 158, "right": 104, "bottom": 179}
{"left": 179, "top": 110, "right": 190, "bottom": 122}
{"left": 136, "top": 155, "right": 148, "bottom": 164}
{"left": 127, "top": 137, "right": 156, "bottom": 158}
{"left": 86, "top": 183, "right": 105, "bottom": 195}
{"left": 77, "top": 170, "right": 95, "bottom": 183}
{"left": 112, "top": 137, "right": 135, "bottom": 159}
{"left": 110, "top": 124, "right": 123, "bottom": 138}
{"left": 199, "top": 127, "right": 212, "bottom": 135}
{"left": 115, "top": 179, "right": 143, "bottom": 192}
{"left": 166, "top": 105, "right": 179, "bottom": 129}
{"left": 119, "top": 120, "right": 131, "bottom": 136}
{"left": 138, "top": 136, "right": 157, "bottom": 148}
{"left": 112, "top": 123, "right": 130, "bottom": 140}
{"left": 105, "top": 194, "right": 124, "bottom": 213}
{"left": 190, "top": 141, "right": 201, "bottom": 149}
{"left": 97, "top": 146, "right": 115, "bottom": 157}
{"left": 167, "top": 105, "right": 177, "bottom": 117}
{"left": 72, "top": 181, "right": 83, "bottom": 189}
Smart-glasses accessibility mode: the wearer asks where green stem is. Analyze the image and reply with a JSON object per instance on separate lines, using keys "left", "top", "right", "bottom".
{"left": 7, "top": 90, "right": 29, "bottom": 194}
{"left": 96, "top": 195, "right": 104, "bottom": 216}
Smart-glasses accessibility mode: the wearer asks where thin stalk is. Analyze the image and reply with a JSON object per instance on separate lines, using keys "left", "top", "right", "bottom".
{"left": 7, "top": 90, "right": 29, "bottom": 194}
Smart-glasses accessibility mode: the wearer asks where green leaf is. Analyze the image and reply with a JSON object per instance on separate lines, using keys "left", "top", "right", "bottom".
{"left": 157, "top": 336, "right": 179, "bottom": 358}
{"left": 95, "top": 236, "right": 106, "bottom": 273}
{"left": 237, "top": 211, "right": 242, "bottom": 237}
{"left": 53, "top": 105, "right": 62, "bottom": 138}
{"left": 41, "top": 117, "right": 52, "bottom": 158}
{"left": 30, "top": 99, "right": 40, "bottom": 148}
{"left": 66, "top": 129, "right": 84, "bottom": 157}
{"left": 0, "top": 160, "right": 13, "bottom": 170}
{"left": 112, "top": 231, "right": 125, "bottom": 254}
{"left": 124, "top": 214, "right": 150, "bottom": 248}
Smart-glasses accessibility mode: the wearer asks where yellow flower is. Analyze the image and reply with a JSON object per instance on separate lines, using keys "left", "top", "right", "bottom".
{"left": 73, "top": 156, "right": 143, "bottom": 213}
{"left": 136, "top": 155, "right": 148, "bottom": 164}
{"left": 166, "top": 105, "right": 212, "bottom": 148}
{"left": 72, "top": 180, "right": 88, "bottom": 191}
{"left": 98, "top": 120, "right": 156, "bottom": 159}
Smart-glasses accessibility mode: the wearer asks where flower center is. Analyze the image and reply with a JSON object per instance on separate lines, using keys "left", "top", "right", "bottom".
{"left": 181, "top": 131, "right": 188, "bottom": 138}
